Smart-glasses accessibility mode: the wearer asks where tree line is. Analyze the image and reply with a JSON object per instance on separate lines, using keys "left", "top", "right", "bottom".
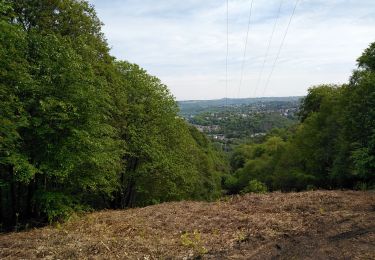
{"left": 0, "top": 0, "right": 228, "bottom": 230}
{"left": 225, "top": 42, "right": 375, "bottom": 193}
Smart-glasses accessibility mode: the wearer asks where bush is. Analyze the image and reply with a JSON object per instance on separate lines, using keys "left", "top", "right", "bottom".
{"left": 222, "top": 174, "right": 239, "bottom": 194}
{"left": 241, "top": 179, "right": 267, "bottom": 194}
{"left": 273, "top": 170, "right": 316, "bottom": 191}
{"left": 34, "top": 191, "right": 87, "bottom": 223}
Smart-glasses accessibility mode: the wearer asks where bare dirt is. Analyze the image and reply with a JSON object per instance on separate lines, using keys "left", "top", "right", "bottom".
{"left": 0, "top": 190, "right": 374, "bottom": 259}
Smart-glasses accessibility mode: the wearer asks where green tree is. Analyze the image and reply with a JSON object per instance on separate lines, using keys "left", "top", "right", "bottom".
{"left": 0, "top": 12, "right": 36, "bottom": 227}
{"left": 226, "top": 136, "right": 286, "bottom": 193}
{"left": 111, "top": 62, "right": 227, "bottom": 207}
{"left": 335, "top": 42, "right": 375, "bottom": 186}
{"left": 1, "top": 0, "right": 123, "bottom": 226}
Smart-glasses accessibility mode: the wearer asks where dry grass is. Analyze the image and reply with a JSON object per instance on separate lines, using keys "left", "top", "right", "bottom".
{"left": 1, "top": 190, "right": 374, "bottom": 259}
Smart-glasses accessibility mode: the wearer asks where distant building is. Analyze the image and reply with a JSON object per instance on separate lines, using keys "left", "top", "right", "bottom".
{"left": 250, "top": 133, "right": 266, "bottom": 138}
{"left": 213, "top": 134, "right": 226, "bottom": 141}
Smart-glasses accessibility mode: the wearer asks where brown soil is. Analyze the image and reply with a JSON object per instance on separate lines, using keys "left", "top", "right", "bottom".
{"left": 1, "top": 190, "right": 374, "bottom": 259}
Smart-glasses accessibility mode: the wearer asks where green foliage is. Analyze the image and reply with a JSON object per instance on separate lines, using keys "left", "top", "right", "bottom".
{"left": 298, "top": 85, "right": 339, "bottom": 122}
{"left": 110, "top": 62, "right": 228, "bottom": 207}
{"left": 357, "top": 42, "right": 375, "bottom": 71}
{"left": 34, "top": 191, "right": 76, "bottom": 223}
{"left": 227, "top": 42, "right": 375, "bottom": 192}
{"left": 0, "top": 0, "right": 229, "bottom": 229}
{"left": 273, "top": 170, "right": 316, "bottom": 191}
{"left": 351, "top": 145, "right": 375, "bottom": 180}
{"left": 226, "top": 137, "right": 285, "bottom": 193}
{"left": 180, "top": 230, "right": 208, "bottom": 255}
{"left": 241, "top": 180, "right": 267, "bottom": 194}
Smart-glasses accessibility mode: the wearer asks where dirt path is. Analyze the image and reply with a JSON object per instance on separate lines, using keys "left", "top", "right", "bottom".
{"left": 1, "top": 191, "right": 374, "bottom": 259}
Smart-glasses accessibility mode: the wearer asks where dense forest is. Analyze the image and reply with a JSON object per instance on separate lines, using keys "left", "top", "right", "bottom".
{"left": 0, "top": 0, "right": 374, "bottom": 231}
{"left": 0, "top": 0, "right": 228, "bottom": 229}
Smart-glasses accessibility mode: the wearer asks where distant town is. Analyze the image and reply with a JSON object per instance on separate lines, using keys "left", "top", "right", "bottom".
{"left": 178, "top": 97, "right": 301, "bottom": 143}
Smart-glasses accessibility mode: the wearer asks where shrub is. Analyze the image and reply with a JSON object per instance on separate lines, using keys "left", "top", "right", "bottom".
{"left": 241, "top": 179, "right": 267, "bottom": 194}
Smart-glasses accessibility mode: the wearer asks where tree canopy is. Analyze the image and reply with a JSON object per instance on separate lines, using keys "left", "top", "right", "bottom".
{"left": 226, "top": 43, "right": 375, "bottom": 193}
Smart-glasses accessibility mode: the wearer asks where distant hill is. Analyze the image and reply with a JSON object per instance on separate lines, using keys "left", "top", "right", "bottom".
{"left": 178, "top": 96, "right": 303, "bottom": 115}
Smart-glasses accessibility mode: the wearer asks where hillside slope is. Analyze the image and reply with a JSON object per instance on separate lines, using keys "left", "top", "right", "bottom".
{"left": 1, "top": 191, "right": 374, "bottom": 259}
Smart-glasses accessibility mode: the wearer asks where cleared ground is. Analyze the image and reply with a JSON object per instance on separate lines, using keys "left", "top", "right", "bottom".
{"left": 1, "top": 191, "right": 374, "bottom": 259}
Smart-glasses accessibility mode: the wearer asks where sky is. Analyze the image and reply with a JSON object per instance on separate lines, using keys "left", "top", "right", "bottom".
{"left": 89, "top": 0, "right": 375, "bottom": 101}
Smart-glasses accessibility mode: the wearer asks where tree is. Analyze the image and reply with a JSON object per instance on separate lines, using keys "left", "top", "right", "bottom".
{"left": 111, "top": 62, "right": 227, "bottom": 207}
{"left": 0, "top": 12, "right": 36, "bottom": 227}
{"left": 1, "top": 0, "right": 123, "bottom": 226}
{"left": 336, "top": 42, "right": 375, "bottom": 186}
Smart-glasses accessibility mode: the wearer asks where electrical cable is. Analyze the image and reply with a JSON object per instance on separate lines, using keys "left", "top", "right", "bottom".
{"left": 237, "top": 0, "right": 254, "bottom": 98}
{"left": 262, "top": 0, "right": 300, "bottom": 96}
{"left": 252, "top": 0, "right": 283, "bottom": 97}
{"left": 225, "top": 0, "right": 229, "bottom": 107}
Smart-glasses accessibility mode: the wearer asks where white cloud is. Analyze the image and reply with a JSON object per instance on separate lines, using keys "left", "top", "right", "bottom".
{"left": 90, "top": 0, "right": 375, "bottom": 100}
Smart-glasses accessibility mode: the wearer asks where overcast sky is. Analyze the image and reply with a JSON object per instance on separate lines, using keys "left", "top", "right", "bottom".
{"left": 89, "top": 0, "right": 375, "bottom": 100}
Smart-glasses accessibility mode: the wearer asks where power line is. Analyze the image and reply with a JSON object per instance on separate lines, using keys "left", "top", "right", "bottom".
{"left": 252, "top": 0, "right": 283, "bottom": 97}
{"left": 237, "top": 0, "right": 254, "bottom": 98}
{"left": 225, "top": 0, "right": 229, "bottom": 107}
{"left": 262, "top": 0, "right": 300, "bottom": 96}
